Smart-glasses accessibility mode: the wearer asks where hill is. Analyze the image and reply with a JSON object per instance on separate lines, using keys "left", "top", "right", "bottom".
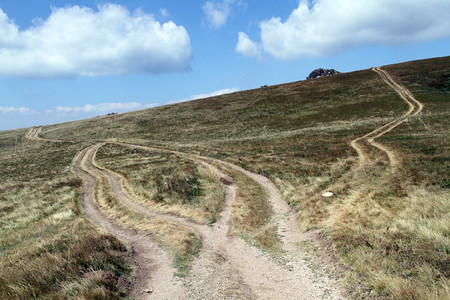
{"left": 0, "top": 56, "right": 449, "bottom": 299}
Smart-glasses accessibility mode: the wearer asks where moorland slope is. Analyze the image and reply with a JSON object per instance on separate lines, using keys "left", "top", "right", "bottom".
{"left": 1, "top": 56, "right": 449, "bottom": 299}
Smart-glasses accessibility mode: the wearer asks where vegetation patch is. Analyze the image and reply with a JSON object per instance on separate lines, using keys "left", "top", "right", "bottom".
{"left": 0, "top": 133, "right": 133, "bottom": 299}
{"left": 95, "top": 143, "right": 226, "bottom": 224}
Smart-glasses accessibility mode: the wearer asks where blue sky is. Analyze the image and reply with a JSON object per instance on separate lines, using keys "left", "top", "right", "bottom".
{"left": 1, "top": 0, "right": 449, "bottom": 131}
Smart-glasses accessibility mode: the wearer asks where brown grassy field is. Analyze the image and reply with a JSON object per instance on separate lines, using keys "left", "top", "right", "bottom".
{"left": 1, "top": 56, "right": 448, "bottom": 299}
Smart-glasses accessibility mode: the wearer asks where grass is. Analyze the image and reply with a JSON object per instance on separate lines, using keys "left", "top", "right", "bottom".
{"left": 1, "top": 56, "right": 449, "bottom": 299}
{"left": 0, "top": 133, "right": 133, "bottom": 299}
{"left": 95, "top": 143, "right": 226, "bottom": 225}
{"left": 215, "top": 164, "right": 281, "bottom": 252}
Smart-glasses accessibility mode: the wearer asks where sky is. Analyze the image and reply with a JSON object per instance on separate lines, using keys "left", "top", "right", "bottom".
{"left": 0, "top": 0, "right": 449, "bottom": 131}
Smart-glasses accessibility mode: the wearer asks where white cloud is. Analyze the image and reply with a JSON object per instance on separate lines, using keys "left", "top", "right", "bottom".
{"left": 236, "top": 32, "right": 262, "bottom": 59}
{"left": 0, "top": 102, "right": 160, "bottom": 130}
{"left": 160, "top": 8, "right": 169, "bottom": 18}
{"left": 0, "top": 4, "right": 192, "bottom": 77}
{"left": 0, "top": 106, "right": 37, "bottom": 114}
{"left": 202, "top": 0, "right": 239, "bottom": 28}
{"left": 238, "top": 0, "right": 450, "bottom": 61}
{"left": 190, "top": 88, "right": 240, "bottom": 100}
{"left": 54, "top": 102, "right": 157, "bottom": 114}
{"left": 173, "top": 87, "right": 240, "bottom": 104}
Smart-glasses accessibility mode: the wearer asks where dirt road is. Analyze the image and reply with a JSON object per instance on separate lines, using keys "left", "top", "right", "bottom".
{"left": 25, "top": 67, "right": 423, "bottom": 299}
{"left": 26, "top": 126, "right": 63, "bottom": 142}
{"left": 28, "top": 120, "right": 344, "bottom": 299}
{"left": 92, "top": 142, "right": 344, "bottom": 299}
{"left": 350, "top": 67, "right": 423, "bottom": 168}
{"left": 74, "top": 145, "right": 186, "bottom": 299}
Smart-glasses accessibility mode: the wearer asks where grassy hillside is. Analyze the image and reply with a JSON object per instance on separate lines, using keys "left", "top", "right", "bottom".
{"left": 1, "top": 56, "right": 449, "bottom": 299}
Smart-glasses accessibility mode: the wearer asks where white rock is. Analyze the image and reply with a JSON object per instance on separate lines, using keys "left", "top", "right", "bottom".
{"left": 322, "top": 191, "right": 334, "bottom": 197}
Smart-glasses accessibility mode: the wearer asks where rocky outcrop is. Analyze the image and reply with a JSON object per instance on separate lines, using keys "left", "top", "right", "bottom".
{"left": 307, "top": 68, "right": 339, "bottom": 80}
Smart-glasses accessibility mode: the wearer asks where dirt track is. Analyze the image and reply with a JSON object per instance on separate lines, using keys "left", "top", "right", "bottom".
{"left": 26, "top": 126, "right": 63, "bottom": 142}
{"left": 74, "top": 145, "right": 186, "bottom": 299}
{"left": 25, "top": 67, "right": 424, "bottom": 299}
{"left": 92, "top": 142, "right": 343, "bottom": 299}
{"left": 27, "top": 121, "right": 344, "bottom": 298}
{"left": 350, "top": 67, "right": 423, "bottom": 168}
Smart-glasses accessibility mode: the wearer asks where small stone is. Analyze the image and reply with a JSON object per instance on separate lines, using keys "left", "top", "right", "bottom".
{"left": 322, "top": 191, "right": 334, "bottom": 197}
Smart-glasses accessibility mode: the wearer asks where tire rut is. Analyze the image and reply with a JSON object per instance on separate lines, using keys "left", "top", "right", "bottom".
{"left": 350, "top": 67, "right": 423, "bottom": 168}
{"left": 74, "top": 146, "right": 186, "bottom": 299}
{"left": 91, "top": 142, "right": 257, "bottom": 298}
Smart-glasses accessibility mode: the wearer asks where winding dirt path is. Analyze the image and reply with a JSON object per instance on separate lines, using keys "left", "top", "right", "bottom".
{"left": 26, "top": 126, "right": 64, "bottom": 142}
{"left": 110, "top": 142, "right": 343, "bottom": 299}
{"left": 26, "top": 127, "right": 42, "bottom": 140}
{"left": 28, "top": 124, "right": 344, "bottom": 298}
{"left": 27, "top": 129, "right": 186, "bottom": 298}
{"left": 75, "top": 146, "right": 186, "bottom": 299}
{"left": 350, "top": 68, "right": 423, "bottom": 168}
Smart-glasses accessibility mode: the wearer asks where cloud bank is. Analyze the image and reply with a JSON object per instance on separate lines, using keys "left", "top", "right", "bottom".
{"left": 0, "top": 4, "right": 192, "bottom": 77}
{"left": 0, "top": 106, "right": 37, "bottom": 114}
{"left": 238, "top": 0, "right": 450, "bottom": 60}
{"left": 52, "top": 102, "right": 156, "bottom": 114}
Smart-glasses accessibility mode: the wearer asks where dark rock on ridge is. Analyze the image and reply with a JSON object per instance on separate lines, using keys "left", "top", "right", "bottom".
{"left": 307, "top": 68, "right": 339, "bottom": 80}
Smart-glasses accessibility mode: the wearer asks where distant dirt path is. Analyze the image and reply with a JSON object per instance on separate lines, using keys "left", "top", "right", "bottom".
{"left": 26, "top": 126, "right": 63, "bottom": 142}
{"left": 26, "top": 127, "right": 41, "bottom": 140}
{"left": 75, "top": 146, "right": 186, "bottom": 299}
{"left": 350, "top": 67, "right": 423, "bottom": 167}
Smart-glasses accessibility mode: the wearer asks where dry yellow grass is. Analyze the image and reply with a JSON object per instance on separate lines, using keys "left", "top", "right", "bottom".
{"left": 0, "top": 134, "right": 133, "bottom": 299}
{"left": 94, "top": 143, "right": 226, "bottom": 224}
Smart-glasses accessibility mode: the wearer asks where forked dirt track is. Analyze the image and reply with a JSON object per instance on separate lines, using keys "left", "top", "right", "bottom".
{"left": 99, "top": 142, "right": 343, "bottom": 299}
{"left": 26, "top": 127, "right": 42, "bottom": 140}
{"left": 28, "top": 126, "right": 343, "bottom": 299}
{"left": 350, "top": 67, "right": 423, "bottom": 168}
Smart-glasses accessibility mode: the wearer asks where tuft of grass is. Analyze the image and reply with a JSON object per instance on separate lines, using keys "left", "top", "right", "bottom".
{"left": 95, "top": 143, "right": 226, "bottom": 224}
{"left": 214, "top": 165, "right": 282, "bottom": 253}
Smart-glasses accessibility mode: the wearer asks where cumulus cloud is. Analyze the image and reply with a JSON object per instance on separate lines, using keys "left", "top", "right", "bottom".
{"left": 202, "top": 0, "right": 241, "bottom": 28}
{"left": 0, "top": 106, "right": 37, "bottom": 114}
{"left": 238, "top": 0, "right": 450, "bottom": 60}
{"left": 236, "top": 32, "right": 262, "bottom": 59}
{"left": 0, "top": 4, "right": 192, "bottom": 77}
